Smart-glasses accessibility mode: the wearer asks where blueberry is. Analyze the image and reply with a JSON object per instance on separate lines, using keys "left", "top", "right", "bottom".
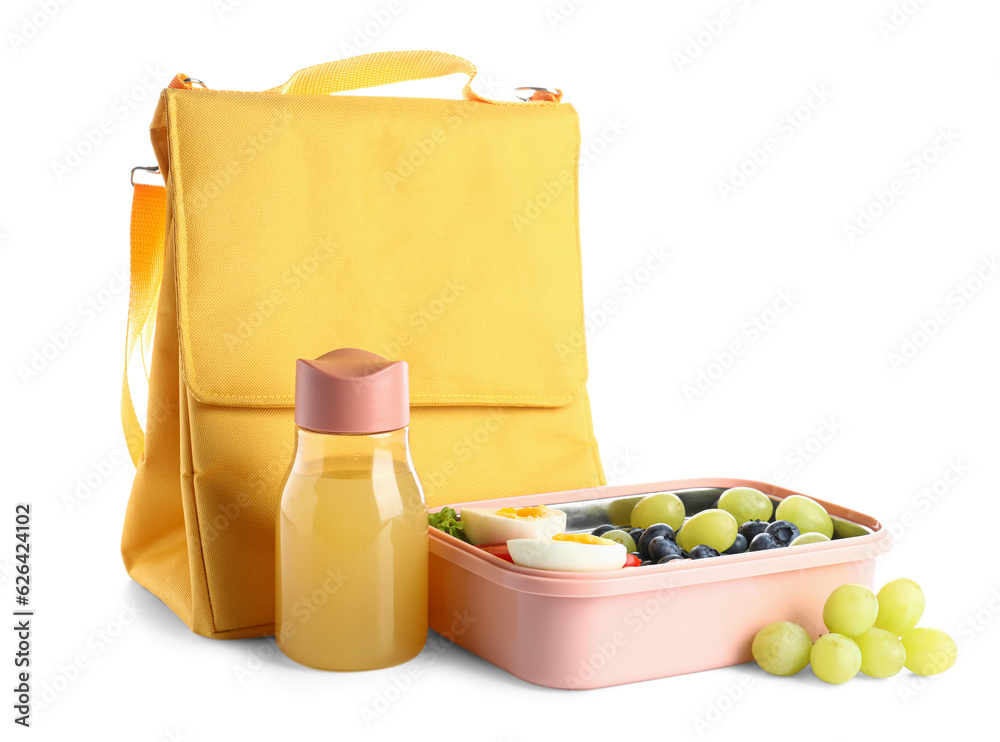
{"left": 748, "top": 533, "right": 784, "bottom": 551}
{"left": 640, "top": 560, "right": 654, "bottom": 566}
{"left": 629, "top": 527, "right": 645, "bottom": 545}
{"left": 738, "top": 520, "right": 769, "bottom": 543}
{"left": 591, "top": 524, "right": 616, "bottom": 537}
{"left": 629, "top": 551, "right": 642, "bottom": 560}
{"left": 765, "top": 520, "right": 800, "bottom": 546}
{"left": 688, "top": 544, "right": 720, "bottom": 559}
{"left": 656, "top": 554, "right": 686, "bottom": 564}
{"left": 723, "top": 533, "right": 748, "bottom": 555}
{"left": 638, "top": 523, "right": 676, "bottom": 555}
{"left": 648, "top": 536, "right": 684, "bottom": 561}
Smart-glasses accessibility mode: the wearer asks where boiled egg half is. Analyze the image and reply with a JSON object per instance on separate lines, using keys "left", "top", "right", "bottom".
{"left": 460, "top": 505, "right": 567, "bottom": 546}
{"left": 507, "top": 533, "right": 628, "bottom": 572}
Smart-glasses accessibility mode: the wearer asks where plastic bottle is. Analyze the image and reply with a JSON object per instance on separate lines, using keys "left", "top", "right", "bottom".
{"left": 276, "top": 348, "right": 427, "bottom": 670}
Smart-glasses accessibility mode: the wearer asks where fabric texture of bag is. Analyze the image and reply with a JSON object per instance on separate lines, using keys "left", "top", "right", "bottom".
{"left": 121, "top": 51, "right": 605, "bottom": 639}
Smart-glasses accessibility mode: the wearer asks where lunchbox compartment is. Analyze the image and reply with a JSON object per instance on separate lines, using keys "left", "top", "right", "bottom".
{"left": 428, "top": 478, "right": 889, "bottom": 689}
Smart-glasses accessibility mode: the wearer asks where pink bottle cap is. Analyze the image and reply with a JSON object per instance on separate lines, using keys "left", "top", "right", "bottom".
{"left": 295, "top": 348, "right": 409, "bottom": 434}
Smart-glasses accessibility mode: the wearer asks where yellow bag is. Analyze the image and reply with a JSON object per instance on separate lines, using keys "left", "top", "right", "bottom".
{"left": 121, "top": 51, "right": 605, "bottom": 639}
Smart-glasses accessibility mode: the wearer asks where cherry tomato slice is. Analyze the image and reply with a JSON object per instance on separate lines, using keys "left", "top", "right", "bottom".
{"left": 475, "top": 542, "right": 514, "bottom": 563}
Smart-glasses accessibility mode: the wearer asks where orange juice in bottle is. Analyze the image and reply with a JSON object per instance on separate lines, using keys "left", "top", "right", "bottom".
{"left": 276, "top": 349, "right": 428, "bottom": 670}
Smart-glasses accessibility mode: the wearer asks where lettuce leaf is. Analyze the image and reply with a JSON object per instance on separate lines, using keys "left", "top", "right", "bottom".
{"left": 428, "top": 507, "right": 470, "bottom": 543}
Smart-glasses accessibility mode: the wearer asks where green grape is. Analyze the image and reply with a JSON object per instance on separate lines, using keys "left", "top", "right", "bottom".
{"left": 775, "top": 495, "right": 834, "bottom": 539}
{"left": 717, "top": 487, "right": 773, "bottom": 525}
{"left": 630, "top": 492, "right": 685, "bottom": 530}
{"left": 600, "top": 529, "right": 636, "bottom": 553}
{"left": 901, "top": 628, "right": 957, "bottom": 676}
{"left": 874, "top": 578, "right": 925, "bottom": 636}
{"left": 607, "top": 498, "right": 636, "bottom": 527}
{"left": 823, "top": 584, "right": 878, "bottom": 637}
{"left": 789, "top": 532, "right": 831, "bottom": 546}
{"left": 810, "top": 633, "right": 862, "bottom": 684}
{"left": 676, "top": 508, "right": 737, "bottom": 552}
{"left": 854, "top": 627, "right": 906, "bottom": 678}
{"left": 751, "top": 621, "right": 813, "bottom": 676}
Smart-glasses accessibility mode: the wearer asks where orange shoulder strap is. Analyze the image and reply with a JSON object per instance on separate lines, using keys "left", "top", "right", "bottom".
{"left": 122, "top": 182, "right": 166, "bottom": 466}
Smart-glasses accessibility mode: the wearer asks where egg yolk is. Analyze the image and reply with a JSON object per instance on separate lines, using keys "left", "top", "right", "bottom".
{"left": 494, "top": 506, "right": 556, "bottom": 520}
{"left": 552, "top": 533, "right": 617, "bottom": 545}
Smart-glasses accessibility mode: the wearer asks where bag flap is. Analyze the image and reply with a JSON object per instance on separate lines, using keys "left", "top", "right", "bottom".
{"left": 155, "top": 88, "right": 588, "bottom": 408}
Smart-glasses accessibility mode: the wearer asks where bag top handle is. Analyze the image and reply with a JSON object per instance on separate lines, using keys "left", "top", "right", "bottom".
{"left": 168, "top": 50, "right": 562, "bottom": 105}
{"left": 277, "top": 50, "right": 485, "bottom": 100}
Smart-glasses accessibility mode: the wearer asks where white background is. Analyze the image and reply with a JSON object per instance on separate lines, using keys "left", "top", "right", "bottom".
{"left": 2, "top": 0, "right": 998, "bottom": 738}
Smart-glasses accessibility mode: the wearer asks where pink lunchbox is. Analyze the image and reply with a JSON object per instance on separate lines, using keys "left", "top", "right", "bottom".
{"left": 428, "top": 477, "right": 890, "bottom": 689}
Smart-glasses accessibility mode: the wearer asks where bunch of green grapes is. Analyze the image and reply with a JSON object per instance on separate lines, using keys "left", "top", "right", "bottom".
{"left": 751, "top": 578, "right": 957, "bottom": 684}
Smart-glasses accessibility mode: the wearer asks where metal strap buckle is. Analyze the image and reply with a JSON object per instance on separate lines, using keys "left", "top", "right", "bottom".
{"left": 130, "top": 165, "right": 160, "bottom": 187}
{"left": 514, "top": 86, "right": 561, "bottom": 102}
